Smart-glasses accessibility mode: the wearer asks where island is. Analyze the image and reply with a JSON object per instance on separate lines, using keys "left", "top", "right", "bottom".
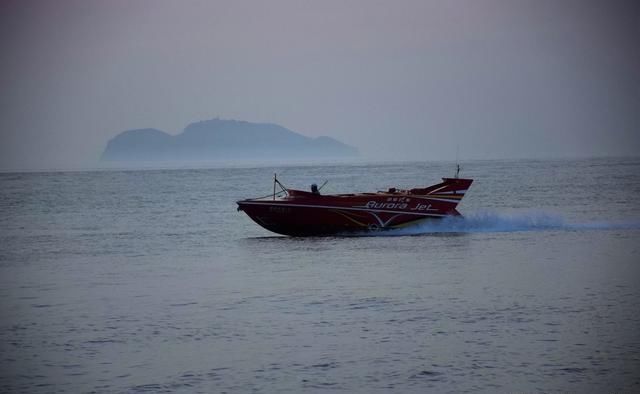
{"left": 101, "top": 119, "right": 358, "bottom": 161}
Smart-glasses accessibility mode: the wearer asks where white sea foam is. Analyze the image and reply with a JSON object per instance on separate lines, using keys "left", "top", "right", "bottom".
{"left": 387, "top": 211, "right": 640, "bottom": 235}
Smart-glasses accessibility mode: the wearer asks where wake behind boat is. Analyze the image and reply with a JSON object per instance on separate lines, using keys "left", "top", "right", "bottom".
{"left": 237, "top": 173, "right": 473, "bottom": 236}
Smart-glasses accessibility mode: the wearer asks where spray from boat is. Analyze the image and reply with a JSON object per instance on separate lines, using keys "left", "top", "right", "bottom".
{"left": 380, "top": 211, "right": 640, "bottom": 236}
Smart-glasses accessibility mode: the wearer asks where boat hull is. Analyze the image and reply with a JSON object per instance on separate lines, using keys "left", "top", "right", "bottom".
{"left": 238, "top": 201, "right": 442, "bottom": 236}
{"left": 237, "top": 178, "right": 473, "bottom": 236}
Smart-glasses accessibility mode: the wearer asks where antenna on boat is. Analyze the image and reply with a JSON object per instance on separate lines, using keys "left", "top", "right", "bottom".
{"left": 454, "top": 145, "right": 461, "bottom": 178}
{"left": 272, "top": 173, "right": 288, "bottom": 200}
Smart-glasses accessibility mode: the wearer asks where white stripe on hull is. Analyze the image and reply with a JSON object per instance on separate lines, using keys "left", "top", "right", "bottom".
{"left": 238, "top": 201, "right": 448, "bottom": 218}
{"left": 432, "top": 190, "right": 467, "bottom": 195}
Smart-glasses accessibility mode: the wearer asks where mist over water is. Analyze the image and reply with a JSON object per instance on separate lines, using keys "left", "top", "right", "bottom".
{"left": 1, "top": 157, "right": 639, "bottom": 393}
{"left": 1, "top": 1, "right": 639, "bottom": 170}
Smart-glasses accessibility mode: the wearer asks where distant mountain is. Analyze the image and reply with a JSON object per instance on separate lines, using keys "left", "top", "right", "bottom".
{"left": 101, "top": 119, "right": 358, "bottom": 161}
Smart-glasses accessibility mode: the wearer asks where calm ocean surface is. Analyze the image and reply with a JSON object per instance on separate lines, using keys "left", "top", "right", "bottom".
{"left": 1, "top": 157, "right": 639, "bottom": 393}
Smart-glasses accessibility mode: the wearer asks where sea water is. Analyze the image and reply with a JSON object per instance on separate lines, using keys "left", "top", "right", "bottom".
{"left": 1, "top": 157, "right": 639, "bottom": 393}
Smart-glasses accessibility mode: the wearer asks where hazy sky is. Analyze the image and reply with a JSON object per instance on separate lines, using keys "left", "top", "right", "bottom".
{"left": 1, "top": 0, "right": 638, "bottom": 170}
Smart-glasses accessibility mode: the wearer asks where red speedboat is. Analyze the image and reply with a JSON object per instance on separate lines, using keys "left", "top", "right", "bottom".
{"left": 237, "top": 174, "right": 473, "bottom": 236}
